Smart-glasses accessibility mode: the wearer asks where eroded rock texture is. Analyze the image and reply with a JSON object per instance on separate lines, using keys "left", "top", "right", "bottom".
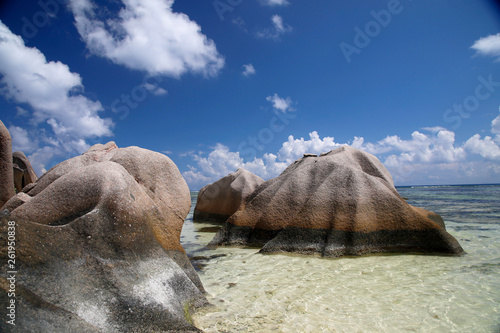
{"left": 0, "top": 142, "right": 206, "bottom": 332}
{"left": 212, "top": 146, "right": 463, "bottom": 257}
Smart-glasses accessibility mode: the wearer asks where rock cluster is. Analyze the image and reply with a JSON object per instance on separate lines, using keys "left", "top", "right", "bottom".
{"left": 0, "top": 142, "right": 206, "bottom": 332}
{"left": 211, "top": 146, "right": 464, "bottom": 257}
{"left": 194, "top": 168, "right": 264, "bottom": 222}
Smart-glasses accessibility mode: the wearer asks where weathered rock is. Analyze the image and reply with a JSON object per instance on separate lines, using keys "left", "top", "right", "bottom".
{"left": 12, "top": 151, "right": 38, "bottom": 193}
{"left": 0, "top": 142, "right": 207, "bottom": 332}
{"left": 0, "top": 120, "right": 15, "bottom": 208}
{"left": 211, "top": 146, "right": 463, "bottom": 257}
{"left": 194, "top": 168, "right": 264, "bottom": 223}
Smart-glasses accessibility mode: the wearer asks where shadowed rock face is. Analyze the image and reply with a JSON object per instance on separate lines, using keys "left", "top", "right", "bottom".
{"left": 0, "top": 120, "right": 15, "bottom": 208}
{"left": 0, "top": 142, "right": 207, "bottom": 332}
{"left": 12, "top": 151, "right": 38, "bottom": 193}
{"left": 194, "top": 168, "right": 264, "bottom": 223}
{"left": 211, "top": 146, "right": 464, "bottom": 257}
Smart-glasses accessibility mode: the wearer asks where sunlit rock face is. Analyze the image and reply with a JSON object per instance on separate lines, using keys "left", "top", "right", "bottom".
{"left": 0, "top": 120, "right": 15, "bottom": 208}
{"left": 194, "top": 168, "right": 264, "bottom": 223}
{"left": 212, "top": 146, "right": 464, "bottom": 257}
{"left": 0, "top": 142, "right": 207, "bottom": 332}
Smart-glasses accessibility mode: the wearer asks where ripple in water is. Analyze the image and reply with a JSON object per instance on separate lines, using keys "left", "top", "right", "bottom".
{"left": 182, "top": 185, "right": 500, "bottom": 332}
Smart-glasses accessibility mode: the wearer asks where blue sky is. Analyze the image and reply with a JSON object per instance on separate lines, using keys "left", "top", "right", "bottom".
{"left": 1, "top": 0, "right": 500, "bottom": 189}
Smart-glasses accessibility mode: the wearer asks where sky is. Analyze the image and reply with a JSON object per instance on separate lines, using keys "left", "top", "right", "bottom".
{"left": 0, "top": 0, "right": 500, "bottom": 189}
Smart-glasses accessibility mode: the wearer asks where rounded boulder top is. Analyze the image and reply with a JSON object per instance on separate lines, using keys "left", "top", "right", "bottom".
{"left": 194, "top": 168, "right": 264, "bottom": 223}
{"left": 211, "top": 146, "right": 464, "bottom": 257}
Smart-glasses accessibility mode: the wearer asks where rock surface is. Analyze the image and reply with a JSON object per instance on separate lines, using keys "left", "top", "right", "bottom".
{"left": 0, "top": 120, "right": 15, "bottom": 208}
{"left": 12, "top": 151, "right": 38, "bottom": 193}
{"left": 211, "top": 146, "right": 464, "bottom": 257}
{"left": 0, "top": 142, "right": 207, "bottom": 332}
{"left": 194, "top": 168, "right": 264, "bottom": 222}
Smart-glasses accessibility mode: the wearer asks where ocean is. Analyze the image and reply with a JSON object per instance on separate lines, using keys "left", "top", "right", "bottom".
{"left": 180, "top": 185, "right": 500, "bottom": 333}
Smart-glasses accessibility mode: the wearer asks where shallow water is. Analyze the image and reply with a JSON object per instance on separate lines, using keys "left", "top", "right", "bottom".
{"left": 180, "top": 185, "right": 500, "bottom": 332}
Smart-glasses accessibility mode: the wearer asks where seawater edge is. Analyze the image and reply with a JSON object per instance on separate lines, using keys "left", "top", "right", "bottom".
{"left": 181, "top": 185, "right": 500, "bottom": 332}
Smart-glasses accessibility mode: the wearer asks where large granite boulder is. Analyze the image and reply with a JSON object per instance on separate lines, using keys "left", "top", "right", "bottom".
{"left": 194, "top": 168, "right": 264, "bottom": 222}
{"left": 0, "top": 120, "right": 15, "bottom": 207}
{"left": 0, "top": 142, "right": 207, "bottom": 332}
{"left": 12, "top": 151, "right": 38, "bottom": 192}
{"left": 211, "top": 146, "right": 463, "bottom": 257}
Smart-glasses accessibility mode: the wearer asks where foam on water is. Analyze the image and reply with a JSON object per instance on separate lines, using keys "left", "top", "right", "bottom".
{"left": 182, "top": 186, "right": 500, "bottom": 332}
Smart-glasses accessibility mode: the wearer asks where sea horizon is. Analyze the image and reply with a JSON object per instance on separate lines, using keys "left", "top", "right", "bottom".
{"left": 190, "top": 182, "right": 500, "bottom": 192}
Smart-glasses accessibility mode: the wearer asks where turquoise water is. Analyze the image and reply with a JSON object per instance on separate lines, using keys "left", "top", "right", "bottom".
{"left": 181, "top": 185, "right": 500, "bottom": 332}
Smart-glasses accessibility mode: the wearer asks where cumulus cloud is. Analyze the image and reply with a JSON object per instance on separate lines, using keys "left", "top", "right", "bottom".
{"left": 0, "top": 22, "right": 112, "bottom": 139}
{"left": 277, "top": 131, "right": 340, "bottom": 164}
{"left": 183, "top": 144, "right": 244, "bottom": 186}
{"left": 257, "top": 15, "right": 292, "bottom": 40}
{"left": 68, "top": 0, "right": 224, "bottom": 77}
{"left": 183, "top": 132, "right": 343, "bottom": 188}
{"left": 259, "top": 0, "right": 290, "bottom": 6}
{"left": 266, "top": 93, "right": 294, "bottom": 113}
{"left": 471, "top": 33, "right": 500, "bottom": 61}
{"left": 464, "top": 135, "right": 500, "bottom": 160}
{"left": 183, "top": 115, "right": 500, "bottom": 189}
{"left": 0, "top": 20, "right": 113, "bottom": 175}
{"left": 242, "top": 63, "right": 256, "bottom": 76}
{"left": 183, "top": 144, "right": 290, "bottom": 189}
{"left": 380, "top": 130, "right": 466, "bottom": 164}
{"left": 463, "top": 111, "right": 500, "bottom": 161}
{"left": 243, "top": 153, "right": 288, "bottom": 179}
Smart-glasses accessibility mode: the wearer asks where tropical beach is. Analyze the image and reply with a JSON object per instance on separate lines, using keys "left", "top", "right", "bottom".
{"left": 1, "top": 1, "right": 500, "bottom": 332}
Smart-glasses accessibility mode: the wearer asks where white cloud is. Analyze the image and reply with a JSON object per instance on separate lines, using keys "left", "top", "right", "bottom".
{"left": 183, "top": 145, "right": 290, "bottom": 189}
{"left": 257, "top": 15, "right": 292, "bottom": 40}
{"left": 9, "top": 126, "right": 34, "bottom": 153}
{"left": 259, "top": 0, "right": 290, "bottom": 6}
{"left": 16, "top": 106, "right": 29, "bottom": 117}
{"left": 183, "top": 144, "right": 244, "bottom": 187}
{"left": 492, "top": 111, "right": 500, "bottom": 135}
{"left": 153, "top": 87, "right": 168, "bottom": 96}
{"left": 266, "top": 93, "right": 294, "bottom": 113}
{"left": 193, "top": 143, "right": 243, "bottom": 178}
{"left": 464, "top": 134, "right": 500, "bottom": 160}
{"left": 471, "top": 33, "right": 500, "bottom": 61}
{"left": 421, "top": 126, "right": 447, "bottom": 133}
{"left": 0, "top": 20, "right": 113, "bottom": 175}
{"left": 462, "top": 112, "right": 500, "bottom": 161}
{"left": 142, "top": 83, "right": 168, "bottom": 96}
{"left": 182, "top": 132, "right": 344, "bottom": 188}
{"left": 0, "top": 21, "right": 112, "bottom": 139}
{"left": 379, "top": 130, "right": 466, "bottom": 164}
{"left": 68, "top": 0, "right": 224, "bottom": 77}
{"left": 277, "top": 131, "right": 341, "bottom": 164}
{"left": 27, "top": 145, "right": 60, "bottom": 175}
{"left": 242, "top": 63, "right": 256, "bottom": 76}
{"left": 243, "top": 153, "right": 288, "bottom": 179}
{"left": 184, "top": 115, "right": 500, "bottom": 189}
{"left": 272, "top": 15, "right": 286, "bottom": 33}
